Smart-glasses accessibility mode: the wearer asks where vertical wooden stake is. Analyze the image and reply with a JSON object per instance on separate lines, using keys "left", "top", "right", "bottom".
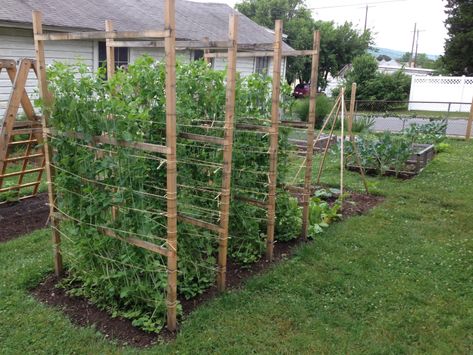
{"left": 266, "top": 20, "right": 283, "bottom": 261}
{"left": 348, "top": 82, "right": 356, "bottom": 138}
{"left": 105, "top": 20, "right": 115, "bottom": 78}
{"left": 301, "top": 31, "right": 321, "bottom": 239}
{"left": 340, "top": 88, "right": 345, "bottom": 199}
{"left": 32, "top": 10, "right": 63, "bottom": 276}
{"left": 164, "top": 0, "right": 178, "bottom": 332}
{"left": 217, "top": 14, "right": 238, "bottom": 292}
{"left": 203, "top": 37, "right": 210, "bottom": 65}
{"left": 466, "top": 96, "right": 473, "bottom": 140}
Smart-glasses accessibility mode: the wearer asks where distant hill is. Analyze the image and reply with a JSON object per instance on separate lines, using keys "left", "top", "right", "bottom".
{"left": 369, "top": 47, "right": 439, "bottom": 61}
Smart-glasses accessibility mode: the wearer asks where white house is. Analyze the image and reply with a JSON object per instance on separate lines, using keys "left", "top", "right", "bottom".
{"left": 377, "top": 59, "right": 436, "bottom": 76}
{"left": 0, "top": 0, "right": 293, "bottom": 115}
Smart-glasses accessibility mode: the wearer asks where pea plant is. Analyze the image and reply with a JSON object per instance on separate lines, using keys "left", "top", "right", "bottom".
{"left": 46, "top": 57, "right": 300, "bottom": 332}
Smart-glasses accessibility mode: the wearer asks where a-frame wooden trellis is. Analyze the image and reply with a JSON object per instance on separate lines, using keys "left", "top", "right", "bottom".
{"left": 0, "top": 59, "right": 45, "bottom": 202}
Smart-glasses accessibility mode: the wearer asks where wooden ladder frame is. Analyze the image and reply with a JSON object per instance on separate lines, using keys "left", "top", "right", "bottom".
{"left": 0, "top": 59, "right": 45, "bottom": 202}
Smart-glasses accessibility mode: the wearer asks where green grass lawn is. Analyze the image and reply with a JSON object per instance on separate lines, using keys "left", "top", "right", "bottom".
{"left": 1, "top": 139, "right": 472, "bottom": 353}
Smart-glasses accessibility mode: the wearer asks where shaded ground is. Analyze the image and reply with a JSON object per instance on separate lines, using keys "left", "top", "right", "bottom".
{"left": 0, "top": 193, "right": 49, "bottom": 243}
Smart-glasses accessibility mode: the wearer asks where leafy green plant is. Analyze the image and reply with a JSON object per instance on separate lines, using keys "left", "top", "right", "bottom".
{"left": 404, "top": 120, "right": 447, "bottom": 145}
{"left": 45, "top": 57, "right": 299, "bottom": 331}
{"left": 347, "top": 132, "right": 413, "bottom": 175}
{"left": 291, "top": 95, "right": 333, "bottom": 128}
{"left": 307, "top": 197, "right": 341, "bottom": 238}
{"left": 275, "top": 191, "right": 302, "bottom": 242}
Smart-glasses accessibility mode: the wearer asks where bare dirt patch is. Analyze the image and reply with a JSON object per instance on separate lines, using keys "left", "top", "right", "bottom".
{"left": 0, "top": 193, "right": 49, "bottom": 243}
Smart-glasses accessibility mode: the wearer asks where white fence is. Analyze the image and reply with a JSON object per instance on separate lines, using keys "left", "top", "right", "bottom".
{"left": 408, "top": 75, "right": 473, "bottom": 112}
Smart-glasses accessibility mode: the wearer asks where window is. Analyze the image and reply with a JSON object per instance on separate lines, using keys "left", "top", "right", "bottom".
{"left": 98, "top": 42, "right": 129, "bottom": 73}
{"left": 255, "top": 56, "right": 269, "bottom": 75}
{"left": 194, "top": 50, "right": 204, "bottom": 61}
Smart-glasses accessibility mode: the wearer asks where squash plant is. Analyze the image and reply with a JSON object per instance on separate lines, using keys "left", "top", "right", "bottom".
{"left": 46, "top": 57, "right": 301, "bottom": 331}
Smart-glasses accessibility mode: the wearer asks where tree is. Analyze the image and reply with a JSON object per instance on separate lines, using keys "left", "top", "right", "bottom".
{"left": 236, "top": 0, "right": 372, "bottom": 89}
{"left": 442, "top": 0, "right": 473, "bottom": 75}
{"left": 342, "top": 54, "right": 411, "bottom": 101}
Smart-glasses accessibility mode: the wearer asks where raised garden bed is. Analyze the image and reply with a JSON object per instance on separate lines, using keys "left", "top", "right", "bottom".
{"left": 347, "top": 143, "right": 435, "bottom": 178}
{"left": 289, "top": 134, "right": 337, "bottom": 156}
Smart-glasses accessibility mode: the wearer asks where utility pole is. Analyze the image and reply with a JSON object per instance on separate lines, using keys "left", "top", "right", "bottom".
{"left": 413, "top": 28, "right": 420, "bottom": 68}
{"left": 364, "top": 4, "right": 369, "bottom": 32}
{"left": 408, "top": 23, "right": 417, "bottom": 68}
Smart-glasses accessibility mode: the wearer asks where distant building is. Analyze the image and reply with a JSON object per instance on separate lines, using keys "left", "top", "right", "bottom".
{"left": 377, "top": 59, "right": 436, "bottom": 76}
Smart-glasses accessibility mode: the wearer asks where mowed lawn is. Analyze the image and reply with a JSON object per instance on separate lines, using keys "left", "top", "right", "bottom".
{"left": 0, "top": 139, "right": 472, "bottom": 354}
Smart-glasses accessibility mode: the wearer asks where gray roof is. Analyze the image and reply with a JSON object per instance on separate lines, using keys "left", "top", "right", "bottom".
{"left": 0, "top": 0, "right": 293, "bottom": 50}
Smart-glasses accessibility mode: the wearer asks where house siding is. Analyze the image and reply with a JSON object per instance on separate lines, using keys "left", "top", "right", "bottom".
{"left": 0, "top": 28, "right": 94, "bottom": 117}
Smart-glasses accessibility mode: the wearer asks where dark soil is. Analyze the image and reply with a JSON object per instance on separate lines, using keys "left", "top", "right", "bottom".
{"left": 30, "top": 190, "right": 384, "bottom": 348}
{"left": 0, "top": 193, "right": 49, "bottom": 243}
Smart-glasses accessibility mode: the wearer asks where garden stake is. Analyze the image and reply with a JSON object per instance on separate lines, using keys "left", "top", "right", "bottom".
{"left": 32, "top": 11, "right": 63, "bottom": 276}
{"left": 340, "top": 88, "right": 345, "bottom": 200}
{"left": 466, "top": 95, "right": 473, "bottom": 140}
{"left": 266, "top": 19, "right": 283, "bottom": 262}
{"left": 217, "top": 14, "right": 238, "bottom": 292}
{"left": 301, "top": 30, "right": 321, "bottom": 240}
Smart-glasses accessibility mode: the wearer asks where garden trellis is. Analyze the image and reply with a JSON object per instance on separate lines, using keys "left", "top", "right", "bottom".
{"left": 31, "top": 0, "right": 240, "bottom": 331}
{"left": 31, "top": 2, "right": 329, "bottom": 331}
{"left": 0, "top": 59, "right": 45, "bottom": 202}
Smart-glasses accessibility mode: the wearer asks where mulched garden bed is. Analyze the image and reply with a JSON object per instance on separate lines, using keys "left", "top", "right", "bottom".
{"left": 0, "top": 193, "right": 49, "bottom": 243}
{"left": 30, "top": 190, "right": 384, "bottom": 348}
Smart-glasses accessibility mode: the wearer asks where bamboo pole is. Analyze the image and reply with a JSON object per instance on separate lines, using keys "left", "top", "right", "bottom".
{"left": 217, "top": 14, "right": 238, "bottom": 292}
{"left": 164, "top": 0, "right": 178, "bottom": 332}
{"left": 266, "top": 20, "right": 283, "bottom": 261}
{"left": 301, "top": 31, "right": 321, "bottom": 239}
{"left": 348, "top": 84, "right": 369, "bottom": 194}
{"left": 316, "top": 100, "right": 341, "bottom": 185}
{"left": 348, "top": 83, "right": 356, "bottom": 138}
{"left": 290, "top": 94, "right": 341, "bottom": 186}
{"left": 466, "top": 96, "right": 473, "bottom": 140}
{"left": 105, "top": 20, "right": 115, "bottom": 78}
{"left": 340, "top": 88, "right": 345, "bottom": 199}
{"left": 32, "top": 11, "right": 63, "bottom": 276}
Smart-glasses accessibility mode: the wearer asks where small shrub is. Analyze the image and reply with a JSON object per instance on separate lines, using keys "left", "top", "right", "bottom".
{"left": 292, "top": 95, "right": 333, "bottom": 128}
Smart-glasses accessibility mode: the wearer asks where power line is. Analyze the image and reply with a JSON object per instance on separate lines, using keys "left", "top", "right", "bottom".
{"left": 309, "top": 0, "right": 407, "bottom": 10}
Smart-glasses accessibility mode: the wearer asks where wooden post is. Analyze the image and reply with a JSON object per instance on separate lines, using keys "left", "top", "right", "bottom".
{"left": 301, "top": 31, "right": 321, "bottom": 239}
{"left": 266, "top": 20, "right": 283, "bottom": 261}
{"left": 217, "top": 14, "right": 238, "bottom": 292}
{"left": 164, "top": 0, "right": 178, "bottom": 332}
{"left": 466, "top": 96, "right": 473, "bottom": 140}
{"left": 348, "top": 82, "right": 356, "bottom": 138}
{"left": 105, "top": 20, "right": 115, "bottom": 78}
{"left": 32, "top": 11, "right": 63, "bottom": 276}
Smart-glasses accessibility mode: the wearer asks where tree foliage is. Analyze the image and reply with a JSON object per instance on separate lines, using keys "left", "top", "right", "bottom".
{"left": 236, "top": 0, "right": 372, "bottom": 88}
{"left": 442, "top": 0, "right": 473, "bottom": 75}
{"left": 342, "top": 54, "right": 411, "bottom": 101}
{"left": 399, "top": 52, "right": 440, "bottom": 70}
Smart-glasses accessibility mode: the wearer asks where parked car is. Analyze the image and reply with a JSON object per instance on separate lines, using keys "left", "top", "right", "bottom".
{"left": 293, "top": 83, "right": 310, "bottom": 98}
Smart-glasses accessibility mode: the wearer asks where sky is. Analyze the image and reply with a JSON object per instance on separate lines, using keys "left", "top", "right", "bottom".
{"left": 190, "top": 0, "right": 449, "bottom": 55}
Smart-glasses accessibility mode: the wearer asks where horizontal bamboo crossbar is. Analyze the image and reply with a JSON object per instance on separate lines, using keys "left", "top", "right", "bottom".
{"left": 11, "top": 128, "right": 43, "bottom": 135}
{"left": 5, "top": 153, "right": 44, "bottom": 162}
{"left": 234, "top": 194, "right": 267, "bottom": 208}
{"left": 45, "top": 128, "right": 170, "bottom": 154}
{"left": 0, "top": 167, "right": 44, "bottom": 178}
{"left": 235, "top": 123, "right": 271, "bottom": 133}
{"left": 204, "top": 49, "right": 317, "bottom": 59}
{"left": 0, "top": 59, "right": 16, "bottom": 69}
{"left": 36, "top": 30, "right": 171, "bottom": 41}
{"left": 178, "top": 213, "right": 222, "bottom": 233}
{"left": 8, "top": 139, "right": 38, "bottom": 146}
{"left": 110, "top": 40, "right": 233, "bottom": 49}
{"left": 179, "top": 132, "right": 225, "bottom": 145}
{"left": 54, "top": 212, "right": 170, "bottom": 256}
{"left": 279, "top": 120, "right": 309, "bottom": 128}
{"left": 0, "top": 180, "right": 41, "bottom": 193}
